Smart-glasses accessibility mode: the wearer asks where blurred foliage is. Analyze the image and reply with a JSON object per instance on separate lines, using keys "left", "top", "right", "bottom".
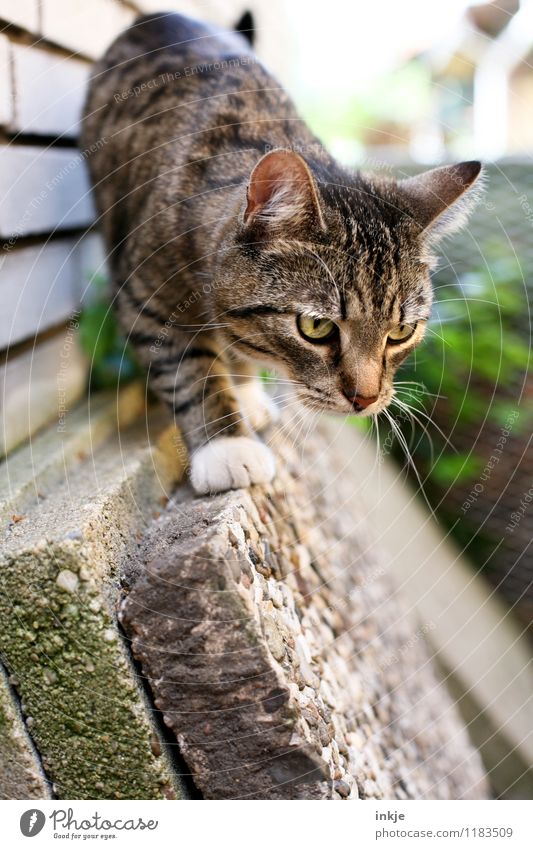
{"left": 386, "top": 254, "right": 531, "bottom": 486}
{"left": 79, "top": 274, "right": 142, "bottom": 390}
{"left": 300, "top": 61, "right": 431, "bottom": 158}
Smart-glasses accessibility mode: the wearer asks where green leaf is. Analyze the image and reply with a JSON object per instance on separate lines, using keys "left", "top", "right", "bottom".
{"left": 79, "top": 272, "right": 141, "bottom": 390}
{"left": 79, "top": 302, "right": 116, "bottom": 363}
{"left": 430, "top": 453, "right": 482, "bottom": 486}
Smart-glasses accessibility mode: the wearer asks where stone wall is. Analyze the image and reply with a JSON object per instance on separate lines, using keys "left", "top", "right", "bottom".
{"left": 0, "top": 389, "right": 488, "bottom": 799}
{"left": 120, "top": 413, "right": 488, "bottom": 800}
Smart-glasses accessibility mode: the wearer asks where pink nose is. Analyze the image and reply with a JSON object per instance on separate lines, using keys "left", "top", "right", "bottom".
{"left": 354, "top": 394, "right": 378, "bottom": 409}
{"left": 344, "top": 391, "right": 378, "bottom": 411}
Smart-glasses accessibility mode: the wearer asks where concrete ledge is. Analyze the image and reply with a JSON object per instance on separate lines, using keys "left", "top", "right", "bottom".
{"left": 0, "top": 327, "right": 87, "bottom": 458}
{"left": 0, "top": 664, "right": 50, "bottom": 799}
{"left": 120, "top": 416, "right": 488, "bottom": 800}
{"left": 0, "top": 382, "right": 144, "bottom": 523}
{"left": 0, "top": 387, "right": 188, "bottom": 799}
{"left": 0, "top": 391, "right": 494, "bottom": 800}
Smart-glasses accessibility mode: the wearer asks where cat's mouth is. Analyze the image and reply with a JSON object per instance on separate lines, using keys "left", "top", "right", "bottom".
{"left": 341, "top": 397, "right": 388, "bottom": 417}
{"left": 297, "top": 390, "right": 391, "bottom": 417}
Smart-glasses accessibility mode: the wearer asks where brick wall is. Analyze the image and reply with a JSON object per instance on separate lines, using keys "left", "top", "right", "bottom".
{"left": 0, "top": 0, "right": 289, "bottom": 456}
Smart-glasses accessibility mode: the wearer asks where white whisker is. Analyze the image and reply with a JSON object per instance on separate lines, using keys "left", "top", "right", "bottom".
{"left": 381, "top": 408, "right": 438, "bottom": 520}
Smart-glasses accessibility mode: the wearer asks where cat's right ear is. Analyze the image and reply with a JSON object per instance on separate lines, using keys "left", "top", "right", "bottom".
{"left": 399, "top": 161, "right": 484, "bottom": 242}
{"left": 243, "top": 149, "right": 325, "bottom": 233}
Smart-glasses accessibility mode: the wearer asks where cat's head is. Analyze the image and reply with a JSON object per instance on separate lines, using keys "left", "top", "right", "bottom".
{"left": 215, "top": 149, "right": 483, "bottom": 416}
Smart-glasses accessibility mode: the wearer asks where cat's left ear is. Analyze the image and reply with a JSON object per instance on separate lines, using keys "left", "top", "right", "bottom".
{"left": 399, "top": 161, "right": 484, "bottom": 241}
{"left": 243, "top": 149, "right": 325, "bottom": 232}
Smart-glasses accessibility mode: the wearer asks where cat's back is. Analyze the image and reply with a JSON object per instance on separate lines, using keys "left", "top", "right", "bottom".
{"left": 81, "top": 11, "right": 315, "bottom": 277}
{"left": 83, "top": 12, "right": 261, "bottom": 144}
{"left": 95, "top": 11, "right": 253, "bottom": 83}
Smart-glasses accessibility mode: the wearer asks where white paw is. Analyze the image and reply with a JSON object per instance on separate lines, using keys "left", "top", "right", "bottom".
{"left": 236, "top": 381, "right": 280, "bottom": 432}
{"left": 190, "top": 436, "right": 276, "bottom": 495}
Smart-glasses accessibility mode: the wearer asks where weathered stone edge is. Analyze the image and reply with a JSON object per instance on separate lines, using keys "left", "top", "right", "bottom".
{"left": 0, "top": 662, "right": 51, "bottom": 799}
{"left": 0, "top": 406, "right": 188, "bottom": 798}
{"left": 120, "top": 494, "right": 334, "bottom": 800}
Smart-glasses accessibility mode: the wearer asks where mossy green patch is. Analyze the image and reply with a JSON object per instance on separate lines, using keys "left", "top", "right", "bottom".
{"left": 0, "top": 541, "right": 180, "bottom": 800}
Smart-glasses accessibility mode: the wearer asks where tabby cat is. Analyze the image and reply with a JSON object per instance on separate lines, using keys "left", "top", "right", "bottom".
{"left": 81, "top": 12, "right": 482, "bottom": 494}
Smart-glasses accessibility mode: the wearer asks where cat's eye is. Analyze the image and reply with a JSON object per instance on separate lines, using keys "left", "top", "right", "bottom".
{"left": 297, "top": 315, "right": 337, "bottom": 342}
{"left": 387, "top": 323, "right": 417, "bottom": 345}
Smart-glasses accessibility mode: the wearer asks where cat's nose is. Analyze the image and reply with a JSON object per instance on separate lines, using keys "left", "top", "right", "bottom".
{"left": 343, "top": 390, "right": 379, "bottom": 411}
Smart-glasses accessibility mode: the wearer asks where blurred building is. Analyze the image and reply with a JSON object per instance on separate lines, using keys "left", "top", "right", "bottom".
{"left": 412, "top": 0, "right": 533, "bottom": 159}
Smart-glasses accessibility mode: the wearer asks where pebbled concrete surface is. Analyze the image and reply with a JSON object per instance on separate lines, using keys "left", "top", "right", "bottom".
{"left": 120, "top": 415, "right": 489, "bottom": 800}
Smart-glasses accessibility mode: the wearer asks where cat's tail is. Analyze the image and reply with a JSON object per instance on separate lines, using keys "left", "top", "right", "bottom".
{"left": 234, "top": 10, "right": 255, "bottom": 46}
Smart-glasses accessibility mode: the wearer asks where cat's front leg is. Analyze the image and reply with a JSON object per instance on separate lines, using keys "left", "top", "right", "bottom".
{"left": 151, "top": 345, "right": 275, "bottom": 495}
{"left": 231, "top": 359, "right": 280, "bottom": 432}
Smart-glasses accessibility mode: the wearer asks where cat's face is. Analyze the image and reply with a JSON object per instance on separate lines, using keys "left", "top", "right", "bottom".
{"left": 216, "top": 151, "right": 482, "bottom": 417}
{"left": 218, "top": 242, "right": 431, "bottom": 416}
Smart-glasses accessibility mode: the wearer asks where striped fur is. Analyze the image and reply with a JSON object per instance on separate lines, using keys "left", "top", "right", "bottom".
{"left": 81, "top": 12, "right": 482, "bottom": 492}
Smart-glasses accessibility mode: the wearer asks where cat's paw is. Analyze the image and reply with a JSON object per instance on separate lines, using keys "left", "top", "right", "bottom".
{"left": 236, "top": 381, "right": 280, "bottom": 432}
{"left": 190, "top": 436, "right": 276, "bottom": 495}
